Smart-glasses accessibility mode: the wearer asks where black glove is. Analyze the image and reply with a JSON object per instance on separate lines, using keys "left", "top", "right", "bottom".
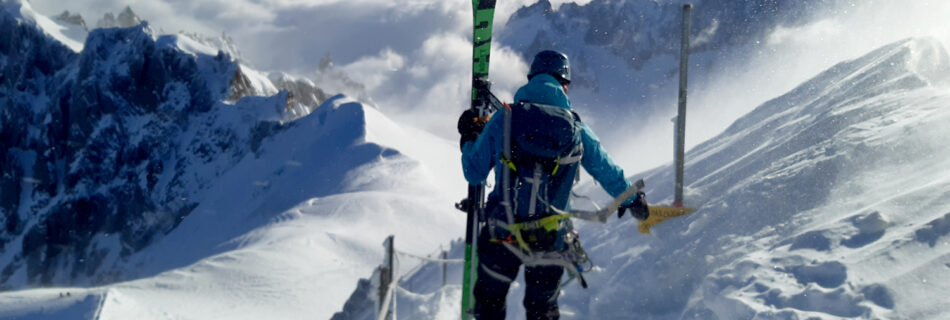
{"left": 618, "top": 191, "right": 649, "bottom": 221}
{"left": 457, "top": 109, "right": 488, "bottom": 148}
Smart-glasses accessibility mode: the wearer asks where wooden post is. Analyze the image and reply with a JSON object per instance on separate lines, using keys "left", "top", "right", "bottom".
{"left": 387, "top": 236, "right": 394, "bottom": 290}
{"left": 674, "top": 4, "right": 692, "bottom": 208}
{"left": 378, "top": 235, "right": 395, "bottom": 320}
{"left": 378, "top": 265, "right": 390, "bottom": 318}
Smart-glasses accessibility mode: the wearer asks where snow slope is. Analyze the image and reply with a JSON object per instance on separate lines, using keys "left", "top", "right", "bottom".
{"left": 334, "top": 37, "right": 950, "bottom": 319}
{"left": 571, "top": 36, "right": 950, "bottom": 320}
{"left": 0, "top": 95, "right": 466, "bottom": 319}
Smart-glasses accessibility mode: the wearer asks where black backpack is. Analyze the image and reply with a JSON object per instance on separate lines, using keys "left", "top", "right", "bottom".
{"left": 500, "top": 102, "right": 584, "bottom": 221}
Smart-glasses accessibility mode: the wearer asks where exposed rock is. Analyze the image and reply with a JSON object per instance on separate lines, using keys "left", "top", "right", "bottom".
{"left": 54, "top": 10, "right": 86, "bottom": 29}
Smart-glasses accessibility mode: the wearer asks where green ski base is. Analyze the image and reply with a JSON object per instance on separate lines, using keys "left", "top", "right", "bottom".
{"left": 462, "top": 0, "right": 496, "bottom": 319}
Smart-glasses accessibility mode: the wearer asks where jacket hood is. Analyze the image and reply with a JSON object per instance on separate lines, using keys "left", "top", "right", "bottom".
{"left": 513, "top": 73, "right": 571, "bottom": 109}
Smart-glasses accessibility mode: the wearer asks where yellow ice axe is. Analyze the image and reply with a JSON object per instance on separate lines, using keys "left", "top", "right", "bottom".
{"left": 638, "top": 206, "right": 696, "bottom": 234}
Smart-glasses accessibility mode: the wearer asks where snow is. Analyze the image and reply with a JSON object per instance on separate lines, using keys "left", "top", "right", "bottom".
{"left": 1, "top": 0, "right": 84, "bottom": 52}
{"left": 3, "top": 3, "right": 950, "bottom": 320}
{"left": 0, "top": 94, "right": 466, "bottom": 319}
{"left": 0, "top": 288, "right": 102, "bottom": 319}
{"left": 157, "top": 33, "right": 219, "bottom": 58}
{"left": 239, "top": 66, "right": 281, "bottom": 98}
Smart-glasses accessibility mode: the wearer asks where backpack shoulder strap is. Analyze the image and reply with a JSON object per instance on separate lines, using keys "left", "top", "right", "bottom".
{"left": 501, "top": 102, "right": 516, "bottom": 226}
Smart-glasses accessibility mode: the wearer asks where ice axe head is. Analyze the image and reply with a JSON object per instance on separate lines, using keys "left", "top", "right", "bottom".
{"left": 617, "top": 191, "right": 649, "bottom": 221}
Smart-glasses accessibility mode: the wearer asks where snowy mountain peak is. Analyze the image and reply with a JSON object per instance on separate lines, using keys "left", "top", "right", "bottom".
{"left": 54, "top": 10, "right": 86, "bottom": 30}
{"left": 0, "top": 0, "right": 84, "bottom": 51}
{"left": 0, "top": 3, "right": 329, "bottom": 289}
{"left": 96, "top": 5, "right": 141, "bottom": 29}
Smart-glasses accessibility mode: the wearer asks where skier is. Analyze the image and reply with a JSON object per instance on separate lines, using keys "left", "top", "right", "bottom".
{"left": 457, "top": 50, "right": 650, "bottom": 320}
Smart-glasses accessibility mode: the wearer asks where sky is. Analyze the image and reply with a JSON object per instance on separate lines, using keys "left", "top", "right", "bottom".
{"left": 27, "top": 0, "right": 573, "bottom": 71}
{"left": 27, "top": 0, "right": 569, "bottom": 137}
{"left": 27, "top": 0, "right": 950, "bottom": 174}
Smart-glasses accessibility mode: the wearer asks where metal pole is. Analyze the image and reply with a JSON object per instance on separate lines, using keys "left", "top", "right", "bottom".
{"left": 674, "top": 4, "right": 692, "bottom": 208}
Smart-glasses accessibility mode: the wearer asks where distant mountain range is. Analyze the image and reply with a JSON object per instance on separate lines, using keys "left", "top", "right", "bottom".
{"left": 0, "top": 0, "right": 330, "bottom": 288}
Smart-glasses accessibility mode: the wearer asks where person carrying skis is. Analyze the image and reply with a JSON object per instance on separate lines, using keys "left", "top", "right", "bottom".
{"left": 457, "top": 50, "right": 650, "bottom": 320}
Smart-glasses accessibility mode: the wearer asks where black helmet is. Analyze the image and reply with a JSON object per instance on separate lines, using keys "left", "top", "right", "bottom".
{"left": 528, "top": 50, "right": 571, "bottom": 84}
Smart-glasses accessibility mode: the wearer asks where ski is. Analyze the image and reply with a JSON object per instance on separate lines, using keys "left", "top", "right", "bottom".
{"left": 462, "top": 0, "right": 497, "bottom": 319}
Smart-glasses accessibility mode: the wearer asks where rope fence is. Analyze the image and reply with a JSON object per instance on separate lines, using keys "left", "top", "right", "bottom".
{"left": 377, "top": 236, "right": 462, "bottom": 320}
{"left": 377, "top": 191, "right": 609, "bottom": 319}
{"left": 396, "top": 249, "right": 464, "bottom": 264}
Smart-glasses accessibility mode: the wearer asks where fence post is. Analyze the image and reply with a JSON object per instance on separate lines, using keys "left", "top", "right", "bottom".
{"left": 387, "top": 236, "right": 394, "bottom": 289}
{"left": 378, "top": 265, "right": 390, "bottom": 317}
{"left": 378, "top": 235, "right": 395, "bottom": 320}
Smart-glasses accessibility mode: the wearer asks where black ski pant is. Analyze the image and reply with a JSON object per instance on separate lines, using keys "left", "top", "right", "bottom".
{"left": 473, "top": 228, "right": 564, "bottom": 320}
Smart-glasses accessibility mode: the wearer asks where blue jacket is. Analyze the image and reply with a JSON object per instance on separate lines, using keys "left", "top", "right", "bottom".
{"left": 461, "top": 74, "right": 635, "bottom": 216}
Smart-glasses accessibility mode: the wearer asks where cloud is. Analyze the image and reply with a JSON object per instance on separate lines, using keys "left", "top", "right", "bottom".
{"left": 340, "top": 48, "right": 406, "bottom": 92}
{"left": 28, "top": 0, "right": 469, "bottom": 66}
{"left": 767, "top": 19, "right": 843, "bottom": 46}
{"left": 336, "top": 31, "right": 530, "bottom": 138}
{"left": 26, "top": 0, "right": 554, "bottom": 145}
